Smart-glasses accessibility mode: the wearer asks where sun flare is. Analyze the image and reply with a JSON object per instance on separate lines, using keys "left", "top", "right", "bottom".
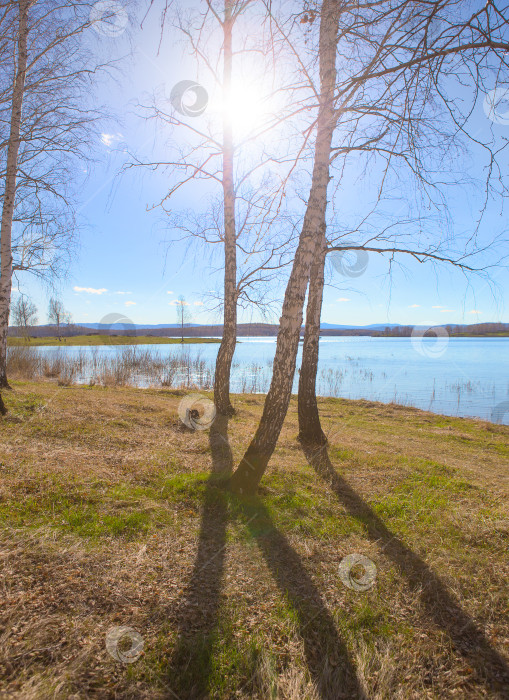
{"left": 223, "top": 84, "right": 270, "bottom": 131}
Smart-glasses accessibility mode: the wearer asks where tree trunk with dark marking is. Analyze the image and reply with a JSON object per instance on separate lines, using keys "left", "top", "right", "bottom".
{"left": 0, "top": 0, "right": 29, "bottom": 389}
{"left": 229, "top": 0, "right": 340, "bottom": 495}
{"left": 214, "top": 0, "right": 237, "bottom": 417}
{"left": 298, "top": 236, "right": 327, "bottom": 445}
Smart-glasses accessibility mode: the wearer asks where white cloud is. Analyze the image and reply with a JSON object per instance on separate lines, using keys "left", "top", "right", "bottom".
{"left": 167, "top": 291, "right": 174, "bottom": 295}
{"left": 169, "top": 300, "right": 189, "bottom": 306}
{"left": 11, "top": 287, "right": 19, "bottom": 293}
{"left": 336, "top": 297, "right": 351, "bottom": 302}
{"left": 194, "top": 301, "right": 204, "bottom": 306}
{"left": 469, "top": 310, "right": 482, "bottom": 315}
{"left": 100, "top": 132, "right": 123, "bottom": 148}
{"left": 440, "top": 309, "right": 455, "bottom": 313}
{"left": 409, "top": 304, "right": 420, "bottom": 308}
{"left": 74, "top": 286, "right": 108, "bottom": 295}
{"left": 125, "top": 301, "right": 136, "bottom": 307}
{"left": 432, "top": 305, "right": 443, "bottom": 309}
{"left": 115, "top": 291, "right": 132, "bottom": 295}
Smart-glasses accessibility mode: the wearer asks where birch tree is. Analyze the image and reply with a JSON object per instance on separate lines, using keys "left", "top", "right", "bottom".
{"left": 133, "top": 0, "right": 299, "bottom": 416}
{"left": 0, "top": 0, "right": 126, "bottom": 387}
{"left": 229, "top": 0, "right": 343, "bottom": 494}
{"left": 229, "top": 0, "right": 509, "bottom": 495}
{"left": 297, "top": 0, "right": 509, "bottom": 445}
{"left": 0, "top": 0, "right": 28, "bottom": 387}
{"left": 48, "top": 296, "right": 69, "bottom": 341}
{"left": 11, "top": 293, "right": 37, "bottom": 339}
{"left": 175, "top": 295, "right": 191, "bottom": 343}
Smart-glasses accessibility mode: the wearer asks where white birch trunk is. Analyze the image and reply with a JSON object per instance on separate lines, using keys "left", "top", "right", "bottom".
{"left": 230, "top": 0, "right": 340, "bottom": 494}
{"left": 214, "top": 0, "right": 237, "bottom": 417}
{"left": 0, "top": 0, "right": 29, "bottom": 388}
{"left": 298, "top": 236, "right": 327, "bottom": 444}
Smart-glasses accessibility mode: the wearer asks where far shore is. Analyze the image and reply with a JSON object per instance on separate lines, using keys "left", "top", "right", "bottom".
{"left": 7, "top": 335, "right": 221, "bottom": 347}
{"left": 8, "top": 332, "right": 509, "bottom": 347}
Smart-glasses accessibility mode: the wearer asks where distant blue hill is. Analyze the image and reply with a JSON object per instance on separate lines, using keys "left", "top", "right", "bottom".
{"left": 12, "top": 321, "right": 508, "bottom": 339}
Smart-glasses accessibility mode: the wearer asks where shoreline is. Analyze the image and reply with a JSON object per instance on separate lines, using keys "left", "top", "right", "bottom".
{"left": 4, "top": 376, "right": 508, "bottom": 427}
{"left": 7, "top": 335, "right": 221, "bottom": 347}
{"left": 7, "top": 333, "right": 509, "bottom": 348}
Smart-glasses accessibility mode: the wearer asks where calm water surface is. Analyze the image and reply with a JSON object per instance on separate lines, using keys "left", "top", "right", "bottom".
{"left": 34, "top": 336, "right": 509, "bottom": 424}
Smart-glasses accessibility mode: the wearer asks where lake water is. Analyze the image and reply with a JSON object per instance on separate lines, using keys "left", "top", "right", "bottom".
{"left": 30, "top": 336, "right": 509, "bottom": 424}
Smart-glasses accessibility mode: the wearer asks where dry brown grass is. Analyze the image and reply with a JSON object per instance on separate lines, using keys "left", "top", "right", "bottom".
{"left": 0, "top": 381, "right": 507, "bottom": 698}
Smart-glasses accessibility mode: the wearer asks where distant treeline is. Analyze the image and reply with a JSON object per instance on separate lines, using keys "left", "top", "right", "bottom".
{"left": 8, "top": 321, "right": 509, "bottom": 338}
{"left": 375, "top": 323, "right": 509, "bottom": 337}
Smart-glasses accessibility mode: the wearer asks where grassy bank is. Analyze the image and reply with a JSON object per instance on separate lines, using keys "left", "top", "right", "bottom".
{"left": 0, "top": 381, "right": 508, "bottom": 698}
{"left": 8, "top": 334, "right": 220, "bottom": 346}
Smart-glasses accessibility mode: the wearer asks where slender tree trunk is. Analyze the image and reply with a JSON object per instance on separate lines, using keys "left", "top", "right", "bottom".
{"left": 214, "top": 0, "right": 237, "bottom": 417}
{"left": 0, "top": 0, "right": 28, "bottom": 389}
{"left": 298, "top": 236, "right": 327, "bottom": 445}
{"left": 229, "top": 0, "right": 340, "bottom": 495}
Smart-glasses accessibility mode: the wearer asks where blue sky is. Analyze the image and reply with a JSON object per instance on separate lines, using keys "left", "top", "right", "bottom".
{"left": 14, "top": 1, "right": 509, "bottom": 329}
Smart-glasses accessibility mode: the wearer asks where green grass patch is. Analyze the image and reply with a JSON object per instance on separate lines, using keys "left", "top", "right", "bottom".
{"left": 0, "top": 472, "right": 214, "bottom": 540}
{"left": 1, "top": 392, "right": 45, "bottom": 419}
{"left": 135, "top": 605, "right": 273, "bottom": 699}
{"left": 370, "top": 461, "right": 485, "bottom": 538}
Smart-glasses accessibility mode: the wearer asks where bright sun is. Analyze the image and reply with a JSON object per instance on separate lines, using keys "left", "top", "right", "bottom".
{"left": 223, "top": 84, "right": 270, "bottom": 132}
{"left": 206, "top": 80, "right": 274, "bottom": 137}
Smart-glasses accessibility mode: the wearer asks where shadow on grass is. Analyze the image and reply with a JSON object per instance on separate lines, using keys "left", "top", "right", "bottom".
{"left": 166, "top": 414, "right": 233, "bottom": 699}
{"left": 302, "top": 443, "right": 509, "bottom": 698}
{"left": 240, "top": 498, "right": 366, "bottom": 699}
{"left": 166, "top": 417, "right": 365, "bottom": 699}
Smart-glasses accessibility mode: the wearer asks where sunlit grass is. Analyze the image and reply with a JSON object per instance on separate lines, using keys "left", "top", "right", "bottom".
{"left": 0, "top": 381, "right": 507, "bottom": 698}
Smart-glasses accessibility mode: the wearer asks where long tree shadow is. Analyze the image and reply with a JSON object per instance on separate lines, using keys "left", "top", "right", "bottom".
{"left": 168, "top": 416, "right": 365, "bottom": 698}
{"left": 240, "top": 499, "right": 366, "bottom": 699}
{"left": 302, "top": 444, "right": 509, "bottom": 697}
{"left": 166, "top": 414, "right": 233, "bottom": 699}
